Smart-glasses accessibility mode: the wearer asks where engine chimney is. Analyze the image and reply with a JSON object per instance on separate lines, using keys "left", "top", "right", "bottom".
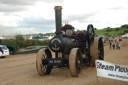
{"left": 54, "top": 6, "right": 62, "bottom": 35}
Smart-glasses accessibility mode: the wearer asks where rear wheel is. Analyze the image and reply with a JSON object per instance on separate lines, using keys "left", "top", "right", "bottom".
{"left": 69, "top": 48, "right": 82, "bottom": 77}
{"left": 36, "top": 48, "right": 52, "bottom": 75}
{"left": 90, "top": 37, "right": 104, "bottom": 66}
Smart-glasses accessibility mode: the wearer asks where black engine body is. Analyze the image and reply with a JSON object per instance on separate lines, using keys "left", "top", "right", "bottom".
{"left": 48, "top": 6, "right": 94, "bottom": 65}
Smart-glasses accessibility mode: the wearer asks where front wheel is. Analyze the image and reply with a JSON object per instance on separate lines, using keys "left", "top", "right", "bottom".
{"left": 36, "top": 48, "right": 53, "bottom": 75}
{"left": 69, "top": 48, "right": 82, "bottom": 77}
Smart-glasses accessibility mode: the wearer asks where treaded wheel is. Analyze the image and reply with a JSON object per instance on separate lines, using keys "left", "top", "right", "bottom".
{"left": 90, "top": 37, "right": 104, "bottom": 66}
{"left": 87, "top": 24, "right": 95, "bottom": 43}
{"left": 69, "top": 48, "right": 82, "bottom": 77}
{"left": 36, "top": 48, "right": 52, "bottom": 75}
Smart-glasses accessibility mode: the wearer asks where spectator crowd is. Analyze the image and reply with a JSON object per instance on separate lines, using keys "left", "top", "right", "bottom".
{"left": 109, "top": 39, "right": 121, "bottom": 50}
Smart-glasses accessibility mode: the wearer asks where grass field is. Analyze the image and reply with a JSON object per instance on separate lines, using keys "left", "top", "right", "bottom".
{"left": 95, "top": 26, "right": 128, "bottom": 37}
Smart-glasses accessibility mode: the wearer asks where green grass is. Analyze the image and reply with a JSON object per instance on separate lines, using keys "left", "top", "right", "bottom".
{"left": 95, "top": 25, "right": 128, "bottom": 37}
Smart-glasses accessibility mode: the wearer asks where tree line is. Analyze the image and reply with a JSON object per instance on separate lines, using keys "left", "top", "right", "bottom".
{"left": 2, "top": 35, "right": 49, "bottom": 48}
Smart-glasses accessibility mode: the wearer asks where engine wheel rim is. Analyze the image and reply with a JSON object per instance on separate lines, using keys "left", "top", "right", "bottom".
{"left": 75, "top": 50, "right": 82, "bottom": 74}
{"left": 41, "top": 53, "right": 48, "bottom": 73}
{"left": 75, "top": 57, "right": 80, "bottom": 74}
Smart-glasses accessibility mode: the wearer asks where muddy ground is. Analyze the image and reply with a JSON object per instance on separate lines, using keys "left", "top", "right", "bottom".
{"left": 0, "top": 39, "right": 128, "bottom": 85}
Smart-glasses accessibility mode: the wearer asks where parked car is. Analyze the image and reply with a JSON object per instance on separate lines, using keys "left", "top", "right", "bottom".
{"left": 0, "top": 45, "right": 9, "bottom": 58}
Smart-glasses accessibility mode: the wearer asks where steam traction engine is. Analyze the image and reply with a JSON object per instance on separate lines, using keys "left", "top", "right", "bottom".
{"left": 36, "top": 6, "right": 104, "bottom": 77}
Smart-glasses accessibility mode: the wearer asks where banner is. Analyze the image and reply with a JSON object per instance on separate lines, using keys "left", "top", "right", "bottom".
{"left": 95, "top": 60, "right": 128, "bottom": 82}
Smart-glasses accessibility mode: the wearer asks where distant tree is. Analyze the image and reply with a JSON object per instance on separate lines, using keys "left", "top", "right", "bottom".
{"left": 104, "top": 33, "right": 109, "bottom": 37}
{"left": 0, "top": 39, "right": 2, "bottom": 44}
{"left": 39, "top": 33, "right": 44, "bottom": 37}
{"left": 107, "top": 27, "right": 111, "bottom": 28}
{"left": 106, "top": 27, "right": 112, "bottom": 32}
{"left": 115, "top": 28, "right": 119, "bottom": 31}
{"left": 121, "top": 24, "right": 128, "bottom": 28}
{"left": 15, "top": 35, "right": 25, "bottom": 48}
{"left": 2, "top": 39, "right": 16, "bottom": 44}
{"left": 94, "top": 28, "right": 97, "bottom": 30}
{"left": 124, "top": 29, "right": 128, "bottom": 33}
{"left": 81, "top": 30, "right": 86, "bottom": 32}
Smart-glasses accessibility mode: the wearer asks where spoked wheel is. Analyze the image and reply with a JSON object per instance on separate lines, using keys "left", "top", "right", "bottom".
{"left": 87, "top": 24, "right": 95, "bottom": 43}
{"left": 36, "top": 48, "right": 52, "bottom": 75}
{"left": 69, "top": 48, "right": 82, "bottom": 77}
{"left": 90, "top": 37, "right": 104, "bottom": 66}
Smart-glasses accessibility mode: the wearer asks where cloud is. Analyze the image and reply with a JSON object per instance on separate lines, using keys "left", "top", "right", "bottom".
{"left": 0, "top": 16, "right": 55, "bottom": 35}
{"left": 63, "top": 11, "right": 99, "bottom": 23}
{"left": 0, "top": 0, "right": 35, "bottom": 12}
{"left": 19, "top": 16, "right": 54, "bottom": 27}
{"left": 0, "top": 0, "right": 63, "bottom": 5}
{"left": 0, "top": 0, "right": 63, "bottom": 35}
{"left": 0, "top": 4, "right": 27, "bottom": 12}
{"left": 0, "top": 0, "right": 35, "bottom": 5}
{"left": 0, "top": 27, "right": 36, "bottom": 35}
{"left": 0, "top": 0, "right": 128, "bottom": 35}
{"left": 0, "top": 0, "right": 63, "bottom": 12}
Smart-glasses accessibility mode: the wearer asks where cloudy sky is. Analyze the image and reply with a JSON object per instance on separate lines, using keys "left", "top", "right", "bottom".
{"left": 0, "top": 0, "right": 128, "bottom": 35}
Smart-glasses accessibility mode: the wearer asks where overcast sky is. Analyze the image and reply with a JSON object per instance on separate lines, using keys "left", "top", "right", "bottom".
{"left": 0, "top": 0, "right": 128, "bottom": 35}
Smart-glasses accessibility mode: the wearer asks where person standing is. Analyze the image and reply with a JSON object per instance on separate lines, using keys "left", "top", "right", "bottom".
{"left": 109, "top": 40, "right": 112, "bottom": 49}
{"left": 111, "top": 40, "right": 113, "bottom": 45}
{"left": 113, "top": 43, "right": 115, "bottom": 49}
{"left": 116, "top": 42, "right": 119, "bottom": 49}
{"left": 118, "top": 43, "right": 120, "bottom": 50}
{"left": 115, "top": 39, "right": 117, "bottom": 43}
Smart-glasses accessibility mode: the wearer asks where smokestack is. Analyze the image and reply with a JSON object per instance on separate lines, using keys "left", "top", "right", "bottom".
{"left": 54, "top": 6, "right": 62, "bottom": 35}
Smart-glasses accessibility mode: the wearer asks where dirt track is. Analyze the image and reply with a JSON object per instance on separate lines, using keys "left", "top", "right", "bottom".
{"left": 0, "top": 39, "right": 128, "bottom": 85}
